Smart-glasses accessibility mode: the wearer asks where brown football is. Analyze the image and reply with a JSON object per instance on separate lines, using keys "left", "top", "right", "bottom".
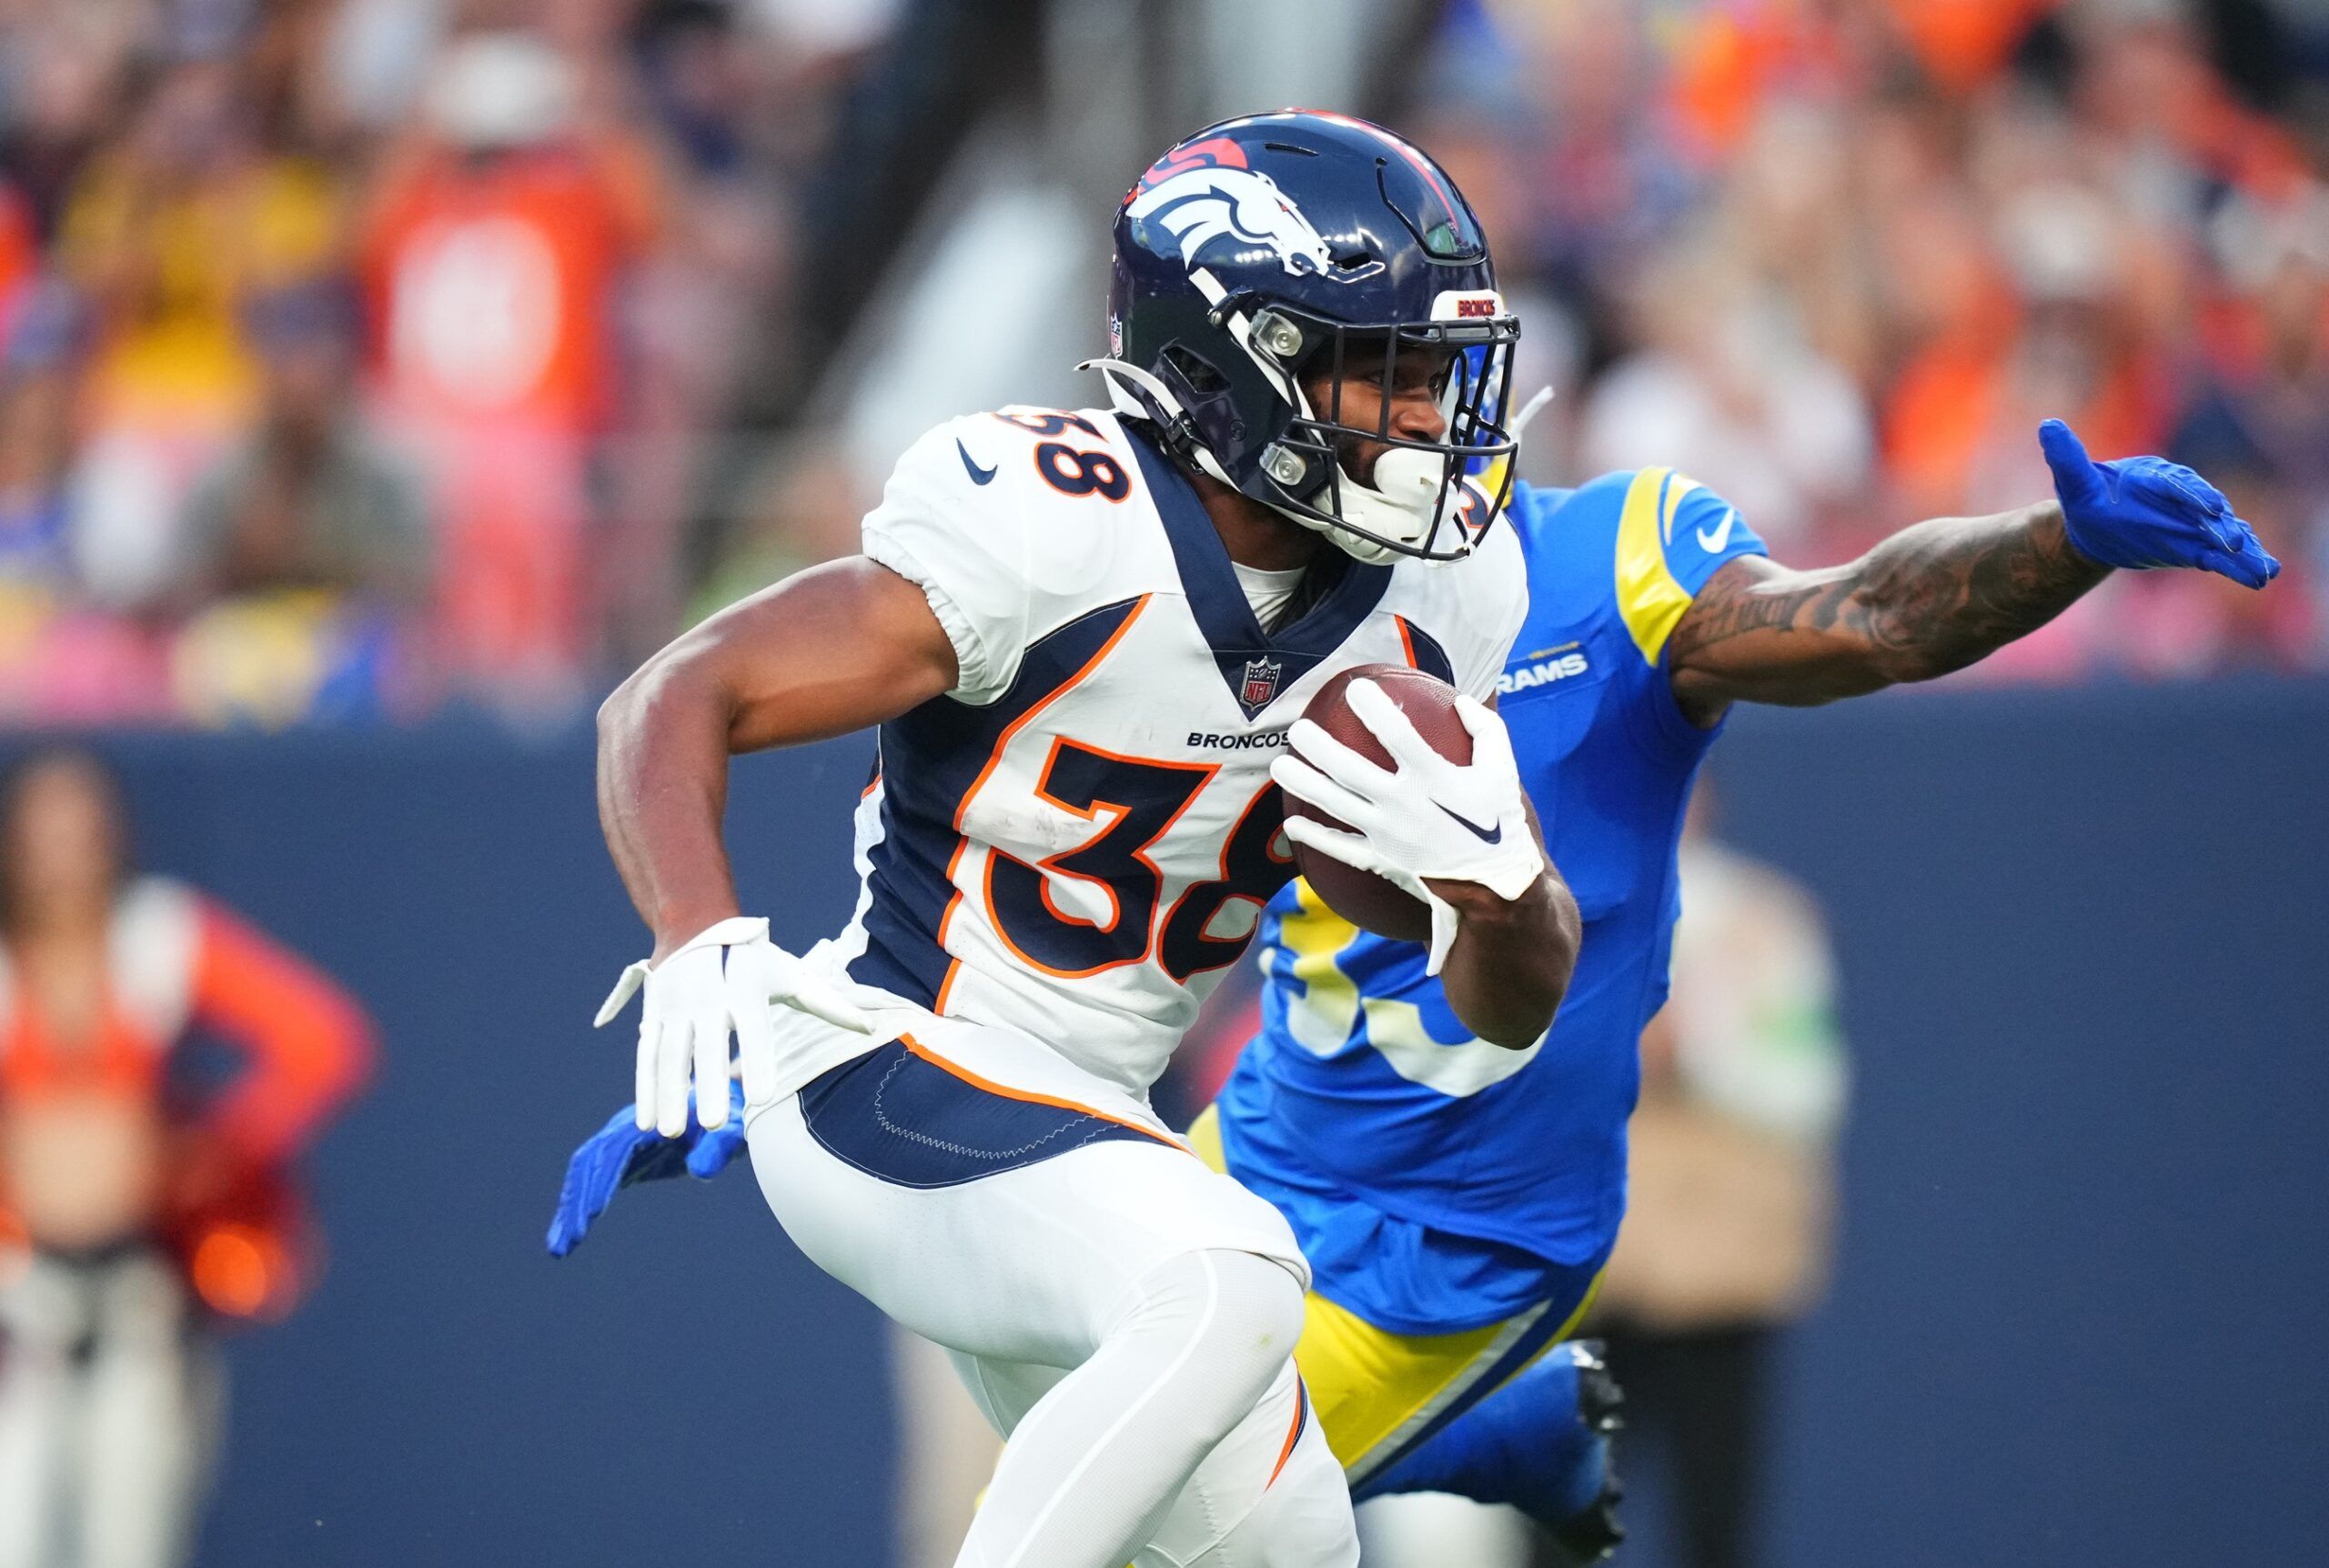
{"left": 1284, "top": 662, "right": 1472, "bottom": 942}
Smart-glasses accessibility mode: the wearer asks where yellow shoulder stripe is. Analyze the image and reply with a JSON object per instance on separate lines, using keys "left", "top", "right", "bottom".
{"left": 1614, "top": 467, "right": 1699, "bottom": 666}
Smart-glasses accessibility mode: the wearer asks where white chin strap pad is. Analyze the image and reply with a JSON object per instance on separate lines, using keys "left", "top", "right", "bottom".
{"left": 1300, "top": 447, "right": 1467, "bottom": 564}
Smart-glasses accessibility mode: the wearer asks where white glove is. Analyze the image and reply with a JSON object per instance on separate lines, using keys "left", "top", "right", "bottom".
{"left": 1269, "top": 680, "right": 1545, "bottom": 976}
{"left": 594, "top": 917, "right": 871, "bottom": 1137}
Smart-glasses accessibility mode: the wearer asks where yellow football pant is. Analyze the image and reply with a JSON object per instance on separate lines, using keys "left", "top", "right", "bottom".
{"left": 1186, "top": 1105, "right": 1599, "bottom": 1486}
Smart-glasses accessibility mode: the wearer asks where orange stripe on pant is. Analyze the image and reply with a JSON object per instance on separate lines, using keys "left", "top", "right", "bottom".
{"left": 1265, "top": 1379, "right": 1310, "bottom": 1489}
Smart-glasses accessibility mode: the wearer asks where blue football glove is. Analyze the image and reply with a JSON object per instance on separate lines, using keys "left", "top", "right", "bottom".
{"left": 2039, "top": 419, "right": 2280, "bottom": 588}
{"left": 545, "top": 1081, "right": 750, "bottom": 1258}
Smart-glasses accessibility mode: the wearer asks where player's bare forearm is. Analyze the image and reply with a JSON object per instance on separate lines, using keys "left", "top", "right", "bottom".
{"left": 1429, "top": 867, "right": 1579, "bottom": 1049}
{"left": 598, "top": 658, "right": 743, "bottom": 958}
{"left": 1668, "top": 500, "right": 2108, "bottom": 721}
{"left": 596, "top": 558, "right": 959, "bottom": 956}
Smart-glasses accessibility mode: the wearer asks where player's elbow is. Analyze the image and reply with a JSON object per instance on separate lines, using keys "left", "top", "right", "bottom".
{"left": 1478, "top": 999, "right": 1557, "bottom": 1050}
{"left": 595, "top": 681, "right": 632, "bottom": 748}
{"left": 1475, "top": 969, "right": 1566, "bottom": 1050}
{"left": 597, "top": 657, "right": 660, "bottom": 743}
{"left": 595, "top": 677, "right": 649, "bottom": 776}
{"left": 599, "top": 643, "right": 718, "bottom": 754}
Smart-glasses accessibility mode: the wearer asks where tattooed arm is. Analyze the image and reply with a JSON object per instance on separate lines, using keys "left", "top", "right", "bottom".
{"left": 1667, "top": 423, "right": 2277, "bottom": 728}
{"left": 1666, "top": 499, "right": 2107, "bottom": 728}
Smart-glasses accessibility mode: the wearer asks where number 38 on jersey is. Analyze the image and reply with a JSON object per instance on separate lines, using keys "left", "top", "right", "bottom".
{"left": 829, "top": 405, "right": 1525, "bottom": 1092}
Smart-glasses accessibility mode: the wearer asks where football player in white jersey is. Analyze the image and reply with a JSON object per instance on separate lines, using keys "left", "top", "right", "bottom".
{"left": 583, "top": 112, "right": 1579, "bottom": 1568}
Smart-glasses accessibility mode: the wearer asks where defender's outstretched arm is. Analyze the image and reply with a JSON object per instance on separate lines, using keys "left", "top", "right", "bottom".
{"left": 597, "top": 558, "right": 958, "bottom": 958}
{"left": 1667, "top": 421, "right": 2278, "bottom": 724}
{"left": 1667, "top": 500, "right": 2102, "bottom": 717}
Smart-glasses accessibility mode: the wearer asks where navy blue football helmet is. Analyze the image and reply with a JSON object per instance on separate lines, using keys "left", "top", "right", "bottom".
{"left": 1092, "top": 110, "right": 1520, "bottom": 563}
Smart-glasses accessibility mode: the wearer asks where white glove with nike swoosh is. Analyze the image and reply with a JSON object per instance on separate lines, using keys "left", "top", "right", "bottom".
{"left": 595, "top": 917, "right": 871, "bottom": 1137}
{"left": 1269, "top": 679, "right": 1546, "bottom": 976}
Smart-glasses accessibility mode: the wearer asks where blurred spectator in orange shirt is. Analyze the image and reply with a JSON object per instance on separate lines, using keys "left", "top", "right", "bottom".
{"left": 0, "top": 749, "right": 372, "bottom": 1568}
{"left": 360, "top": 29, "right": 662, "bottom": 702}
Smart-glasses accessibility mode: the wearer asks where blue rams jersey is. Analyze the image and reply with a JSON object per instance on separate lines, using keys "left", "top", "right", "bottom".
{"left": 1216, "top": 469, "right": 1769, "bottom": 1335}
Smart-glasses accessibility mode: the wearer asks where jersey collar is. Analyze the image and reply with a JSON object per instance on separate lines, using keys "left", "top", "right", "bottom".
{"left": 1124, "top": 424, "right": 1392, "bottom": 720}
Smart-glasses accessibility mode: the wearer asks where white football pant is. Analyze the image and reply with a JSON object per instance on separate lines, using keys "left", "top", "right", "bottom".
{"left": 745, "top": 1009, "right": 1356, "bottom": 1568}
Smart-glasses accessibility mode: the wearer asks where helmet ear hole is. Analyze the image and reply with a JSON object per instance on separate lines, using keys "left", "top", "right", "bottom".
{"left": 1162, "top": 344, "right": 1229, "bottom": 397}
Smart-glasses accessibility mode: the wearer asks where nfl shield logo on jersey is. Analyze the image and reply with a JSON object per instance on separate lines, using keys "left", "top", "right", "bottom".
{"left": 1241, "top": 657, "right": 1283, "bottom": 710}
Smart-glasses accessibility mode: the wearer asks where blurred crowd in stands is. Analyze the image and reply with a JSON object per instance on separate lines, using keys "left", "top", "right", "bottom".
{"left": 0, "top": 0, "right": 892, "bottom": 727}
{"left": 1431, "top": 0, "right": 2329, "bottom": 679}
{"left": 0, "top": 0, "right": 2324, "bottom": 731}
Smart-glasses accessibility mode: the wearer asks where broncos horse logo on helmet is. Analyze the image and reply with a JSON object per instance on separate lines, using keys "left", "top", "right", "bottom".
{"left": 1088, "top": 111, "right": 1522, "bottom": 564}
{"left": 1124, "top": 164, "right": 1335, "bottom": 279}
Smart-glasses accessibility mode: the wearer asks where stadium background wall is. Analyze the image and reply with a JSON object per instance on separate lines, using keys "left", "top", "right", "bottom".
{"left": 15, "top": 674, "right": 2325, "bottom": 1568}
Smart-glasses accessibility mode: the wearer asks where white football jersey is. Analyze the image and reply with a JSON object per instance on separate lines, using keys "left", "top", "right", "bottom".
{"left": 802, "top": 406, "right": 1527, "bottom": 1100}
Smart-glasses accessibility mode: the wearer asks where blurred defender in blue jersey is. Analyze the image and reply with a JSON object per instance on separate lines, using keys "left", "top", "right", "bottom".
{"left": 1205, "top": 422, "right": 2280, "bottom": 1558}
